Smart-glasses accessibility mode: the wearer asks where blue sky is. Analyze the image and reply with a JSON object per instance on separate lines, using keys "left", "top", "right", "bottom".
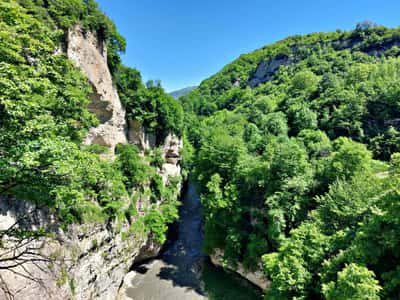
{"left": 97, "top": 0, "right": 400, "bottom": 92}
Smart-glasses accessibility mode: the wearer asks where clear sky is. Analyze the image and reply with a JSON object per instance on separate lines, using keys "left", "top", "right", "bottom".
{"left": 96, "top": 0, "right": 400, "bottom": 92}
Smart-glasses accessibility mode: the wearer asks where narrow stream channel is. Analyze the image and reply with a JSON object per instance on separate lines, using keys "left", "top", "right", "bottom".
{"left": 124, "top": 180, "right": 262, "bottom": 300}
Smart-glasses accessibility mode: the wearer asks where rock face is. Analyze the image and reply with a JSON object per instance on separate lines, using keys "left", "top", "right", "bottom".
{"left": 0, "top": 198, "right": 65, "bottom": 299}
{"left": 0, "top": 197, "right": 162, "bottom": 300}
{"left": 0, "top": 25, "right": 183, "bottom": 300}
{"left": 127, "top": 120, "right": 183, "bottom": 185}
{"left": 127, "top": 119, "right": 156, "bottom": 152}
{"left": 67, "top": 25, "right": 127, "bottom": 153}
{"left": 210, "top": 249, "right": 270, "bottom": 290}
{"left": 161, "top": 133, "right": 183, "bottom": 184}
{"left": 0, "top": 130, "right": 183, "bottom": 299}
{"left": 248, "top": 55, "right": 292, "bottom": 88}
{"left": 0, "top": 144, "right": 182, "bottom": 299}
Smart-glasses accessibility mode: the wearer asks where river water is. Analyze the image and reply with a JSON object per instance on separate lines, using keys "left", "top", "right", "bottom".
{"left": 124, "top": 181, "right": 262, "bottom": 300}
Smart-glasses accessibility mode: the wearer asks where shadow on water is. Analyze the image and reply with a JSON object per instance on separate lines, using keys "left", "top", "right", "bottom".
{"left": 154, "top": 258, "right": 263, "bottom": 300}
{"left": 201, "top": 261, "right": 263, "bottom": 300}
{"left": 155, "top": 263, "right": 205, "bottom": 295}
{"left": 155, "top": 180, "right": 207, "bottom": 295}
{"left": 127, "top": 179, "right": 263, "bottom": 300}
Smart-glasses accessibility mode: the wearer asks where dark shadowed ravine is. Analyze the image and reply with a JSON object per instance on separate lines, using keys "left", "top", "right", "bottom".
{"left": 124, "top": 180, "right": 262, "bottom": 300}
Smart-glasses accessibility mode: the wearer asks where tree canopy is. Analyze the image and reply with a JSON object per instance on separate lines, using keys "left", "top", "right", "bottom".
{"left": 183, "top": 23, "right": 400, "bottom": 299}
{"left": 0, "top": 0, "right": 182, "bottom": 248}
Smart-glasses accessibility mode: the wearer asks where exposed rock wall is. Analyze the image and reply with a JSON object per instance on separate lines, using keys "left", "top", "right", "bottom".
{"left": 0, "top": 197, "right": 161, "bottom": 300}
{"left": 0, "top": 198, "right": 65, "bottom": 299}
{"left": 247, "top": 37, "right": 400, "bottom": 89}
{"left": 67, "top": 25, "right": 127, "bottom": 153}
{"left": 210, "top": 249, "right": 270, "bottom": 290}
{"left": 248, "top": 55, "right": 292, "bottom": 88}
{"left": 0, "top": 25, "right": 183, "bottom": 300}
{"left": 127, "top": 119, "right": 156, "bottom": 152}
{"left": 161, "top": 133, "right": 183, "bottom": 184}
{"left": 0, "top": 129, "right": 183, "bottom": 299}
{"left": 127, "top": 121, "right": 183, "bottom": 185}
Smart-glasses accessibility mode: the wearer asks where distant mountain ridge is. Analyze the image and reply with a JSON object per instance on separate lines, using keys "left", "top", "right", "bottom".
{"left": 169, "top": 86, "right": 197, "bottom": 99}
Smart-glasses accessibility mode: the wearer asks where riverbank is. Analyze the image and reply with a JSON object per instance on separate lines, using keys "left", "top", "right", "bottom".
{"left": 118, "top": 181, "right": 263, "bottom": 300}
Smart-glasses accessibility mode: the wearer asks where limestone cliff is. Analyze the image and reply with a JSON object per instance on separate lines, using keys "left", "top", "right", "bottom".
{"left": 160, "top": 133, "right": 183, "bottom": 183}
{"left": 127, "top": 119, "right": 156, "bottom": 152}
{"left": 0, "top": 25, "right": 183, "bottom": 300}
{"left": 0, "top": 196, "right": 161, "bottom": 300}
{"left": 67, "top": 25, "right": 127, "bottom": 154}
{"left": 248, "top": 55, "right": 292, "bottom": 88}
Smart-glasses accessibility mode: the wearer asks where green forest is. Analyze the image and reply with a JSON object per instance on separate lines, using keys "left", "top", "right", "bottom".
{"left": 0, "top": 0, "right": 183, "bottom": 245}
{"left": 182, "top": 22, "right": 400, "bottom": 299}
{"left": 1, "top": 0, "right": 400, "bottom": 299}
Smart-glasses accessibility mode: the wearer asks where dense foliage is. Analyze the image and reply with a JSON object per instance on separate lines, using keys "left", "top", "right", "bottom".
{"left": 183, "top": 24, "right": 400, "bottom": 299}
{"left": 116, "top": 67, "right": 184, "bottom": 139}
{"left": 3, "top": 1, "right": 399, "bottom": 297}
{"left": 17, "top": 0, "right": 126, "bottom": 75}
{"left": 16, "top": 0, "right": 184, "bottom": 138}
{"left": 0, "top": 0, "right": 182, "bottom": 244}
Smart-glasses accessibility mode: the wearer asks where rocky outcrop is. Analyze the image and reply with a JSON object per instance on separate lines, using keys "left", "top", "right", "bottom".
{"left": 0, "top": 136, "right": 182, "bottom": 299}
{"left": 248, "top": 55, "right": 292, "bottom": 88}
{"left": 0, "top": 196, "right": 165, "bottom": 300}
{"left": 0, "top": 24, "right": 184, "bottom": 299}
{"left": 127, "top": 120, "right": 156, "bottom": 152}
{"left": 0, "top": 198, "right": 65, "bottom": 299}
{"left": 210, "top": 249, "right": 270, "bottom": 290}
{"left": 127, "top": 120, "right": 183, "bottom": 184}
{"left": 0, "top": 151, "right": 182, "bottom": 299}
{"left": 67, "top": 25, "right": 127, "bottom": 153}
{"left": 0, "top": 130, "right": 183, "bottom": 300}
{"left": 161, "top": 133, "right": 183, "bottom": 184}
{"left": 0, "top": 150, "right": 182, "bottom": 300}
{"left": 248, "top": 37, "right": 400, "bottom": 89}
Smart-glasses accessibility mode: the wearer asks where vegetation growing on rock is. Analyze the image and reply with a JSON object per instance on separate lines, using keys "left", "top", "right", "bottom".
{"left": 2, "top": 1, "right": 400, "bottom": 298}
{"left": 116, "top": 68, "right": 184, "bottom": 140}
{"left": 0, "top": 0, "right": 183, "bottom": 249}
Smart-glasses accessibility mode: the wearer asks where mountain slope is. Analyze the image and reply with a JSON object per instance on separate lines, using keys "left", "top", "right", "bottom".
{"left": 169, "top": 86, "right": 197, "bottom": 99}
{"left": 183, "top": 24, "right": 400, "bottom": 299}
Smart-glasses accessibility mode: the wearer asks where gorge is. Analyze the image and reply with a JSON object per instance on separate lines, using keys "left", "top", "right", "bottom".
{"left": 118, "top": 180, "right": 262, "bottom": 300}
{"left": 1, "top": 1, "right": 400, "bottom": 300}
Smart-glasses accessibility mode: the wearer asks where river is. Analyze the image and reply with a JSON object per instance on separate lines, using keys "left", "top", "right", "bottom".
{"left": 123, "top": 180, "right": 263, "bottom": 300}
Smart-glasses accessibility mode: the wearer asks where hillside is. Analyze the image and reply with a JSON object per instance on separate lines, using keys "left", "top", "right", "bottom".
{"left": 182, "top": 23, "right": 400, "bottom": 299}
{"left": 0, "top": 1, "right": 183, "bottom": 298}
{"left": 1, "top": 1, "right": 400, "bottom": 298}
{"left": 169, "top": 86, "right": 197, "bottom": 99}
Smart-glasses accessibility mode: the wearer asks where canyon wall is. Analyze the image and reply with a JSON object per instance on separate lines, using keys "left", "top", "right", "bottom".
{"left": 67, "top": 25, "right": 127, "bottom": 155}
{"left": 0, "top": 25, "right": 182, "bottom": 300}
